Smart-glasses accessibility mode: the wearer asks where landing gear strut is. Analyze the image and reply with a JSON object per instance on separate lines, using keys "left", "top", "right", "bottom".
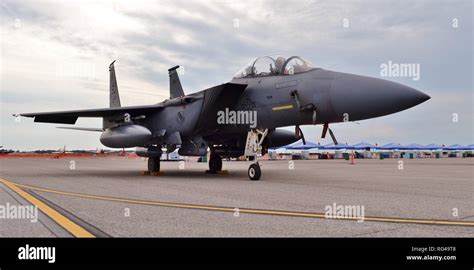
{"left": 148, "top": 157, "right": 160, "bottom": 172}
{"left": 244, "top": 128, "right": 268, "bottom": 181}
{"left": 208, "top": 153, "right": 222, "bottom": 173}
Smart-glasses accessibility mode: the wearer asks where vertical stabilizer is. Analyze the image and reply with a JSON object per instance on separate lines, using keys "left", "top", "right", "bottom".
{"left": 104, "top": 61, "right": 121, "bottom": 129}
{"left": 109, "top": 60, "right": 121, "bottom": 108}
{"left": 168, "top": 65, "right": 184, "bottom": 99}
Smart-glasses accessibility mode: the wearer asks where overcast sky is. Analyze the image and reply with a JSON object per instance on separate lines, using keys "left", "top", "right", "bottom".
{"left": 1, "top": 0, "right": 472, "bottom": 150}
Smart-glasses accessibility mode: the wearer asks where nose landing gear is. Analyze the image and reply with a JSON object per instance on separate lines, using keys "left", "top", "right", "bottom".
{"left": 244, "top": 128, "right": 268, "bottom": 181}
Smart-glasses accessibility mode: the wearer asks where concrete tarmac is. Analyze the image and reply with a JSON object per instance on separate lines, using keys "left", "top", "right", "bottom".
{"left": 0, "top": 157, "right": 473, "bottom": 237}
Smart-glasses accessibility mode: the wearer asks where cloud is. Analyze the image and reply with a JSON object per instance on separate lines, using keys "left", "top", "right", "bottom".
{"left": 0, "top": 0, "right": 472, "bottom": 150}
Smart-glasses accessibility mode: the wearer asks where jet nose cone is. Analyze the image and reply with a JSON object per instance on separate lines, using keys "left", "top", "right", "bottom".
{"left": 328, "top": 72, "right": 430, "bottom": 121}
{"left": 390, "top": 82, "right": 430, "bottom": 110}
{"left": 412, "top": 89, "right": 430, "bottom": 104}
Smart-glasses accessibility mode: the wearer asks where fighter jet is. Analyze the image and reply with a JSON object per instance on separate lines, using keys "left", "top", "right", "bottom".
{"left": 15, "top": 56, "right": 430, "bottom": 180}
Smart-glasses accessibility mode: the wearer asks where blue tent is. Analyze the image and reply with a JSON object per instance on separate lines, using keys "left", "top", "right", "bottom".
{"left": 351, "top": 142, "right": 376, "bottom": 149}
{"left": 403, "top": 143, "right": 426, "bottom": 150}
{"left": 380, "top": 143, "right": 406, "bottom": 150}
{"left": 285, "top": 141, "right": 322, "bottom": 150}
{"left": 467, "top": 144, "right": 474, "bottom": 150}
{"left": 443, "top": 144, "right": 467, "bottom": 150}
{"left": 322, "top": 143, "right": 354, "bottom": 150}
{"left": 424, "top": 143, "right": 443, "bottom": 150}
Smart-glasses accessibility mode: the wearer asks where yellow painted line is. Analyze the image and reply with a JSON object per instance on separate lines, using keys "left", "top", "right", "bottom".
{"left": 0, "top": 178, "right": 95, "bottom": 238}
{"left": 272, "top": 104, "right": 294, "bottom": 111}
{"left": 3, "top": 178, "right": 474, "bottom": 227}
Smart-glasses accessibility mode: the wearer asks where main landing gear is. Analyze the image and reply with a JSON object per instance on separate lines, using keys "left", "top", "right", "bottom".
{"left": 147, "top": 157, "right": 160, "bottom": 173}
{"left": 244, "top": 128, "right": 268, "bottom": 181}
{"left": 208, "top": 153, "right": 223, "bottom": 173}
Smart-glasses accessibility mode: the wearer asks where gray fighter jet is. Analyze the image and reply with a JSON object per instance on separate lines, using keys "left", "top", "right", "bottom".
{"left": 16, "top": 56, "right": 430, "bottom": 180}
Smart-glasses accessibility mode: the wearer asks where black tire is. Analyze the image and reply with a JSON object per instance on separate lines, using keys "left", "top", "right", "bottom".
{"left": 248, "top": 163, "right": 261, "bottom": 181}
{"left": 148, "top": 158, "right": 160, "bottom": 172}
{"left": 208, "top": 154, "right": 222, "bottom": 173}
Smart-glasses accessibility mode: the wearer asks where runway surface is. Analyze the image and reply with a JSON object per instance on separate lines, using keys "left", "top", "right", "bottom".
{"left": 1, "top": 157, "right": 473, "bottom": 237}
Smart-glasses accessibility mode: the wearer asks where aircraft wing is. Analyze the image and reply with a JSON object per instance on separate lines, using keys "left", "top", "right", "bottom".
{"left": 17, "top": 104, "right": 164, "bottom": 124}
{"left": 56, "top": 126, "right": 104, "bottom": 132}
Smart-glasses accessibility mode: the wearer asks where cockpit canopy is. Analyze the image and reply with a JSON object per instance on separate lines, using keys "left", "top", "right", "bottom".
{"left": 233, "top": 55, "right": 316, "bottom": 79}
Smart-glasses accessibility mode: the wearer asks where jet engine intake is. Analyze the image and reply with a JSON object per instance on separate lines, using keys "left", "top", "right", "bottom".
{"left": 178, "top": 137, "right": 208, "bottom": 156}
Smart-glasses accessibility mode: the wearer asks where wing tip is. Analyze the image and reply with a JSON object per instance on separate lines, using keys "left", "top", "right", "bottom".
{"left": 13, "top": 113, "right": 33, "bottom": 118}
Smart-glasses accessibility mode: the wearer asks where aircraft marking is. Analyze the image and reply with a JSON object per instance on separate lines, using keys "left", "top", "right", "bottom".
{"left": 272, "top": 105, "right": 294, "bottom": 111}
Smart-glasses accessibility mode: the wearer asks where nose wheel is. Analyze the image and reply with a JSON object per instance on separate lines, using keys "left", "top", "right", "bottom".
{"left": 248, "top": 163, "right": 261, "bottom": 181}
